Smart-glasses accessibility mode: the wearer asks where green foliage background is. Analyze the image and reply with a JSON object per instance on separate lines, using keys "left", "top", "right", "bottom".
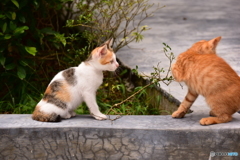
{"left": 0, "top": 0, "right": 90, "bottom": 113}
{"left": 0, "top": 0, "right": 166, "bottom": 115}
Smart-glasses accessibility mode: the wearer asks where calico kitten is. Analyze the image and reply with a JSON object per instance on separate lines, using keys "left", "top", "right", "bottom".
{"left": 171, "top": 37, "right": 240, "bottom": 125}
{"left": 32, "top": 39, "right": 119, "bottom": 122}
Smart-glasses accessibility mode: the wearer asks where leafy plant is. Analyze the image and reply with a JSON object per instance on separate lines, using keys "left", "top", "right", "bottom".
{"left": 66, "top": 0, "right": 164, "bottom": 52}
{"left": 0, "top": 0, "right": 78, "bottom": 113}
{"left": 101, "top": 43, "right": 175, "bottom": 116}
{"left": 75, "top": 43, "right": 175, "bottom": 116}
{"left": 0, "top": 0, "right": 173, "bottom": 116}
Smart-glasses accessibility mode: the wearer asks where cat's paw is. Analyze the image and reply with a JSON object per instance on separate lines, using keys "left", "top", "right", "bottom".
{"left": 92, "top": 113, "right": 108, "bottom": 120}
{"left": 62, "top": 113, "right": 72, "bottom": 119}
{"left": 172, "top": 111, "right": 185, "bottom": 118}
{"left": 70, "top": 111, "right": 76, "bottom": 117}
{"left": 199, "top": 117, "right": 215, "bottom": 125}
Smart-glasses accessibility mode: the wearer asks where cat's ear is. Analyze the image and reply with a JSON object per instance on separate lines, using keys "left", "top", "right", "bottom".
{"left": 94, "top": 38, "right": 113, "bottom": 58}
{"left": 208, "top": 36, "right": 222, "bottom": 50}
{"left": 104, "top": 38, "right": 113, "bottom": 50}
{"left": 99, "top": 38, "right": 113, "bottom": 49}
{"left": 98, "top": 45, "right": 108, "bottom": 56}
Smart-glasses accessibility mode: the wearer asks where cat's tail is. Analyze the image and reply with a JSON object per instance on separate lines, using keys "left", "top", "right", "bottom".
{"left": 32, "top": 105, "right": 61, "bottom": 122}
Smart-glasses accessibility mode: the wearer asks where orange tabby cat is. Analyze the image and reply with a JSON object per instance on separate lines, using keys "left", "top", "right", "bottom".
{"left": 171, "top": 36, "right": 240, "bottom": 125}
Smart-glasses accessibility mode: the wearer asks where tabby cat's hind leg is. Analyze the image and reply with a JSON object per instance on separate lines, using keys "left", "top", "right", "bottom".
{"left": 200, "top": 114, "right": 232, "bottom": 125}
{"left": 209, "top": 110, "right": 217, "bottom": 117}
{"left": 202, "top": 101, "right": 237, "bottom": 125}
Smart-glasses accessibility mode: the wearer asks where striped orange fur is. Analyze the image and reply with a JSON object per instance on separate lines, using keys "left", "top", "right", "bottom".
{"left": 171, "top": 37, "right": 240, "bottom": 125}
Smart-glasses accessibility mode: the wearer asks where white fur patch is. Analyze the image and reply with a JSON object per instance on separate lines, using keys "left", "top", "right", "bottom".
{"left": 34, "top": 48, "right": 118, "bottom": 121}
{"left": 38, "top": 100, "right": 69, "bottom": 118}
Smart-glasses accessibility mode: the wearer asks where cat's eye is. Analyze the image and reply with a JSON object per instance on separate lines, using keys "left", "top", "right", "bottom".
{"left": 110, "top": 60, "right": 114, "bottom": 64}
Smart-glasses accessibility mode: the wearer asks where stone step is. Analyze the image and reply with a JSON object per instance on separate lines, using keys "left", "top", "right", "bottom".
{"left": 1, "top": 113, "right": 240, "bottom": 159}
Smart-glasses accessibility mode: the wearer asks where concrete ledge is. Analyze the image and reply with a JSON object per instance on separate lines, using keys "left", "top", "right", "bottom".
{"left": 1, "top": 113, "right": 240, "bottom": 160}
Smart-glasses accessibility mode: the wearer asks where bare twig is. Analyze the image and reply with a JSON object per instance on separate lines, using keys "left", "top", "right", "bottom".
{"left": 104, "top": 42, "right": 175, "bottom": 117}
{"left": 108, "top": 115, "right": 122, "bottom": 125}
{"left": 67, "top": 0, "right": 164, "bottom": 52}
{"left": 91, "top": 113, "right": 122, "bottom": 125}
{"left": 112, "top": 83, "right": 152, "bottom": 108}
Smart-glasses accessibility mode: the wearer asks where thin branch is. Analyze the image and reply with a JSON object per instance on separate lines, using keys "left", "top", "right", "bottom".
{"left": 91, "top": 113, "right": 122, "bottom": 125}
{"left": 106, "top": 82, "right": 153, "bottom": 115}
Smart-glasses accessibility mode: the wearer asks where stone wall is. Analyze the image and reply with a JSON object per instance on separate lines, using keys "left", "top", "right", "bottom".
{"left": 1, "top": 114, "right": 240, "bottom": 160}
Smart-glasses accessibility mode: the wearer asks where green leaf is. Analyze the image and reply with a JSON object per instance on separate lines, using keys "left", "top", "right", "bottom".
{"left": 12, "top": 12, "right": 16, "bottom": 20}
{"left": 9, "top": 21, "right": 17, "bottom": 30}
{"left": 11, "top": 0, "right": 19, "bottom": 8}
{"left": 17, "top": 66, "right": 26, "bottom": 80}
{"left": 66, "top": 19, "right": 74, "bottom": 27}
{"left": 54, "top": 33, "right": 66, "bottom": 46}
{"left": 0, "top": 55, "right": 6, "bottom": 67}
{"left": 5, "top": 63, "right": 16, "bottom": 70}
{"left": 131, "top": 32, "right": 143, "bottom": 42}
{"left": 0, "top": 14, "right": 6, "bottom": 19}
{"left": 5, "top": 12, "right": 13, "bottom": 20}
{"left": 25, "top": 46, "right": 37, "bottom": 56}
{"left": 33, "top": 0, "right": 39, "bottom": 8}
{"left": 4, "top": 34, "right": 11, "bottom": 39}
{"left": 19, "top": 60, "right": 28, "bottom": 66}
{"left": 18, "top": 15, "right": 26, "bottom": 23}
{"left": 2, "top": 23, "right": 7, "bottom": 33}
{"left": 13, "top": 26, "right": 29, "bottom": 35}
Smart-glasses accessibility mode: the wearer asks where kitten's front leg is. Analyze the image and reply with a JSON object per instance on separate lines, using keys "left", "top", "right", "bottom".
{"left": 172, "top": 89, "right": 198, "bottom": 118}
{"left": 62, "top": 112, "right": 72, "bottom": 119}
{"left": 83, "top": 93, "right": 107, "bottom": 120}
{"left": 69, "top": 110, "right": 76, "bottom": 117}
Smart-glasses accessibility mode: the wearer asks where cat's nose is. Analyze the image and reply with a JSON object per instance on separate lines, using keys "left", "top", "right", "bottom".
{"left": 116, "top": 63, "right": 119, "bottom": 68}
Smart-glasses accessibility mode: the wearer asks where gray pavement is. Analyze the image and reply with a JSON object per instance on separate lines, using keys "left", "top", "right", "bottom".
{"left": 1, "top": 114, "right": 240, "bottom": 159}
{"left": 1, "top": 1, "right": 240, "bottom": 159}
{"left": 117, "top": 0, "right": 240, "bottom": 113}
{"left": 1, "top": 112, "right": 240, "bottom": 129}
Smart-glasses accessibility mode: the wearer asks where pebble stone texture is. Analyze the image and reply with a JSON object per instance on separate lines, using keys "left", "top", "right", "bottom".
{"left": 0, "top": 114, "right": 240, "bottom": 160}
{"left": 1, "top": 0, "right": 240, "bottom": 160}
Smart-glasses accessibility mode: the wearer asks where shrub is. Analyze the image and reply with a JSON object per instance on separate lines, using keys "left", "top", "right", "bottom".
{"left": 66, "top": 0, "right": 161, "bottom": 52}
{"left": 0, "top": 0, "right": 164, "bottom": 114}
{"left": 0, "top": 0, "right": 78, "bottom": 113}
